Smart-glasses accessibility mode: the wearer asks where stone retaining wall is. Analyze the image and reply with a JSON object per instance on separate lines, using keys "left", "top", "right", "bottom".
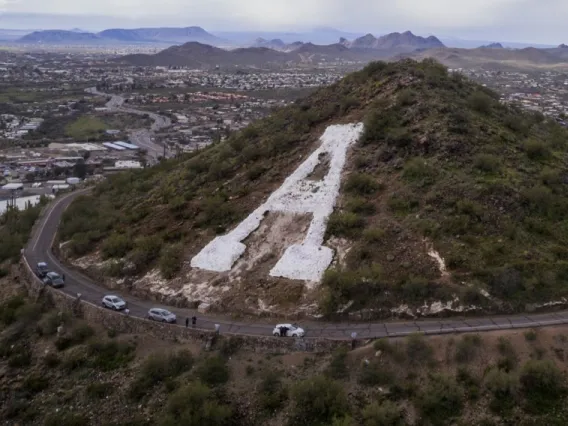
{"left": 19, "top": 258, "right": 347, "bottom": 354}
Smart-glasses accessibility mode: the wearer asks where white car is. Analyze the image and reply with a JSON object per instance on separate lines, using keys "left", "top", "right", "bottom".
{"left": 273, "top": 324, "right": 305, "bottom": 337}
{"left": 147, "top": 308, "right": 177, "bottom": 323}
{"left": 101, "top": 295, "right": 127, "bottom": 310}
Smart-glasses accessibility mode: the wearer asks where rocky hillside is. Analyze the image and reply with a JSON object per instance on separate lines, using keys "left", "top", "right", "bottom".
{"left": 3, "top": 281, "right": 568, "bottom": 425}
{"left": 60, "top": 59, "right": 568, "bottom": 318}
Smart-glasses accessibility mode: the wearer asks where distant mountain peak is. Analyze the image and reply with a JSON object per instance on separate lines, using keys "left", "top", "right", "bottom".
{"left": 559, "top": 43, "right": 568, "bottom": 48}
{"left": 481, "top": 42, "right": 504, "bottom": 49}
{"left": 348, "top": 30, "right": 444, "bottom": 51}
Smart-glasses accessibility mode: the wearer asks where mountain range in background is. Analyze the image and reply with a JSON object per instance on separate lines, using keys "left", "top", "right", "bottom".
{"left": 5, "top": 24, "right": 557, "bottom": 49}
{"left": 119, "top": 31, "right": 443, "bottom": 68}
{"left": 17, "top": 26, "right": 227, "bottom": 46}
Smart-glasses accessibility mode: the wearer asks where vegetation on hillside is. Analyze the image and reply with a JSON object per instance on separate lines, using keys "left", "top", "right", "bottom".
{"left": 58, "top": 59, "right": 568, "bottom": 316}
{"left": 0, "top": 200, "right": 47, "bottom": 272}
{"left": 3, "top": 286, "right": 568, "bottom": 425}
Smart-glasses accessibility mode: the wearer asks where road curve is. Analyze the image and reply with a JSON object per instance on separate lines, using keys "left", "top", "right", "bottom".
{"left": 85, "top": 86, "right": 172, "bottom": 161}
{"left": 23, "top": 190, "right": 568, "bottom": 340}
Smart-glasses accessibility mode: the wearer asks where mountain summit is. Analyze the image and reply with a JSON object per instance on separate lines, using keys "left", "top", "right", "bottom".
{"left": 348, "top": 31, "right": 444, "bottom": 51}
{"left": 64, "top": 60, "right": 568, "bottom": 318}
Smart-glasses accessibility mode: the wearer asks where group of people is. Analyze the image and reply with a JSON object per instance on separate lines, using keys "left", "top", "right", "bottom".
{"left": 185, "top": 316, "right": 197, "bottom": 328}
{"left": 278, "top": 325, "right": 289, "bottom": 337}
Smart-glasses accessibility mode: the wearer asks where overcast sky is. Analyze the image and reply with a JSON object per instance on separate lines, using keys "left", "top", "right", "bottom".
{"left": 0, "top": 0, "right": 566, "bottom": 44}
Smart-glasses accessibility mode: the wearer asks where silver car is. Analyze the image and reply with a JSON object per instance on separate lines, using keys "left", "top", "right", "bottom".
{"left": 147, "top": 308, "right": 176, "bottom": 323}
{"left": 43, "top": 271, "right": 64, "bottom": 288}
{"left": 101, "top": 295, "right": 126, "bottom": 310}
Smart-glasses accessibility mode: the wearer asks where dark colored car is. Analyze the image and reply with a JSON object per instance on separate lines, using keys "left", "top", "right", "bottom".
{"left": 36, "top": 262, "right": 49, "bottom": 278}
{"left": 43, "top": 272, "right": 65, "bottom": 288}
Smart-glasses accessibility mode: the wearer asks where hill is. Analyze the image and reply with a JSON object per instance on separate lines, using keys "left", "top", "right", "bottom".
{"left": 18, "top": 30, "right": 101, "bottom": 44}
{"left": 97, "top": 26, "right": 224, "bottom": 45}
{"left": 60, "top": 59, "right": 568, "bottom": 319}
{"left": 120, "top": 42, "right": 290, "bottom": 67}
{"left": 5, "top": 277, "right": 568, "bottom": 426}
{"left": 348, "top": 31, "right": 445, "bottom": 52}
{"left": 119, "top": 41, "right": 363, "bottom": 67}
{"left": 481, "top": 42, "right": 504, "bottom": 49}
{"left": 17, "top": 26, "right": 225, "bottom": 45}
{"left": 399, "top": 47, "right": 568, "bottom": 70}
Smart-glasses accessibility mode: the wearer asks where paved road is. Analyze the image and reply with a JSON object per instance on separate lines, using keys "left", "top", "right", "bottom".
{"left": 85, "top": 86, "right": 172, "bottom": 162}
{"left": 23, "top": 190, "right": 568, "bottom": 340}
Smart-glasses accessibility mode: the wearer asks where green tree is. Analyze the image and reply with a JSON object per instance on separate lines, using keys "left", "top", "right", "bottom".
{"left": 159, "top": 382, "right": 232, "bottom": 426}
{"left": 290, "top": 376, "right": 349, "bottom": 426}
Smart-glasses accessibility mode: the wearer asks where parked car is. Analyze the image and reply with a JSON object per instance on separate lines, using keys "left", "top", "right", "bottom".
{"left": 147, "top": 308, "right": 176, "bottom": 323}
{"left": 43, "top": 271, "right": 64, "bottom": 288}
{"left": 272, "top": 324, "right": 305, "bottom": 337}
{"left": 102, "top": 295, "right": 126, "bottom": 311}
{"left": 36, "top": 262, "right": 49, "bottom": 278}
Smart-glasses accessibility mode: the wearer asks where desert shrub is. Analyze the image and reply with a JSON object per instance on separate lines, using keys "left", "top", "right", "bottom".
{"left": 22, "top": 374, "right": 50, "bottom": 394}
{"left": 496, "top": 337, "right": 519, "bottom": 371}
{"left": 416, "top": 374, "right": 463, "bottom": 425}
{"left": 406, "top": 334, "right": 434, "bottom": 364}
{"left": 326, "top": 212, "right": 364, "bottom": 238}
{"left": 258, "top": 371, "right": 288, "bottom": 413}
{"left": 397, "top": 88, "right": 417, "bottom": 106}
{"left": 540, "top": 167, "right": 562, "bottom": 185}
{"left": 344, "top": 173, "right": 382, "bottom": 195}
{"left": 101, "top": 232, "right": 132, "bottom": 259}
{"left": 363, "top": 227, "right": 385, "bottom": 244}
{"left": 43, "top": 352, "right": 60, "bottom": 368}
{"left": 387, "top": 192, "right": 419, "bottom": 215}
{"left": 55, "top": 324, "right": 94, "bottom": 351}
{"left": 8, "top": 348, "right": 32, "bottom": 368}
{"left": 484, "top": 368, "right": 519, "bottom": 413}
{"left": 326, "top": 348, "right": 349, "bottom": 379}
{"left": 522, "top": 185, "right": 555, "bottom": 216}
{"left": 159, "top": 382, "right": 232, "bottom": 426}
{"left": 456, "top": 368, "right": 481, "bottom": 401}
{"left": 358, "top": 361, "right": 395, "bottom": 387}
{"left": 362, "top": 401, "right": 404, "bottom": 426}
{"left": 345, "top": 197, "right": 376, "bottom": 215}
{"left": 454, "top": 334, "right": 482, "bottom": 363}
{"left": 523, "top": 139, "right": 550, "bottom": 160}
{"left": 218, "top": 336, "right": 243, "bottom": 357}
{"left": 520, "top": 360, "right": 565, "bottom": 412}
{"left": 524, "top": 329, "right": 538, "bottom": 342}
{"left": 0, "top": 295, "right": 26, "bottom": 325}
{"left": 468, "top": 91, "right": 493, "bottom": 114}
{"left": 473, "top": 153, "right": 500, "bottom": 173}
{"left": 129, "top": 350, "right": 194, "bottom": 400}
{"left": 195, "top": 195, "right": 238, "bottom": 230}
{"left": 246, "top": 164, "right": 267, "bottom": 181}
{"left": 87, "top": 340, "right": 135, "bottom": 371}
{"left": 195, "top": 356, "right": 230, "bottom": 387}
{"left": 45, "top": 412, "right": 88, "bottom": 426}
{"left": 291, "top": 376, "right": 349, "bottom": 426}
{"left": 86, "top": 382, "right": 114, "bottom": 399}
{"left": 129, "top": 235, "right": 163, "bottom": 270}
{"left": 385, "top": 127, "right": 413, "bottom": 148}
{"left": 159, "top": 243, "right": 183, "bottom": 279}
{"left": 403, "top": 158, "right": 436, "bottom": 183}
{"left": 62, "top": 350, "right": 87, "bottom": 372}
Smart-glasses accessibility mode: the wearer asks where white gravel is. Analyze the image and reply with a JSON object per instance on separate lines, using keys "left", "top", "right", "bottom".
{"left": 191, "top": 122, "right": 364, "bottom": 282}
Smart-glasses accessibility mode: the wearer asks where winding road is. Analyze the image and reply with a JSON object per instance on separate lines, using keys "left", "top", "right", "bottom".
{"left": 22, "top": 190, "right": 568, "bottom": 340}
{"left": 85, "top": 86, "right": 172, "bottom": 162}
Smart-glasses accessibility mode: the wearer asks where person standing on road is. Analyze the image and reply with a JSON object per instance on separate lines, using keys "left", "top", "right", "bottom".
{"left": 214, "top": 324, "right": 220, "bottom": 335}
{"left": 192, "top": 316, "right": 197, "bottom": 327}
{"left": 185, "top": 317, "right": 189, "bottom": 328}
{"left": 125, "top": 308, "right": 130, "bottom": 316}
{"left": 351, "top": 331, "right": 357, "bottom": 349}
